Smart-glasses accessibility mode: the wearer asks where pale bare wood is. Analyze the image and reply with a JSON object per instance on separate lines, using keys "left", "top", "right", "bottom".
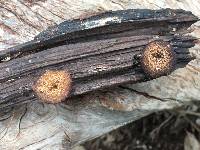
{"left": 0, "top": 0, "right": 200, "bottom": 149}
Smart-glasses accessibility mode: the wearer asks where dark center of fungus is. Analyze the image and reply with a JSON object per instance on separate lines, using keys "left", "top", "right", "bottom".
{"left": 141, "top": 40, "right": 176, "bottom": 78}
{"left": 152, "top": 52, "right": 164, "bottom": 59}
{"left": 49, "top": 83, "right": 58, "bottom": 90}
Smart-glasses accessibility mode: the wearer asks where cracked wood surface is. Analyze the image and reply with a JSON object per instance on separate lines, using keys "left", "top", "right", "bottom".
{"left": 0, "top": 0, "right": 200, "bottom": 149}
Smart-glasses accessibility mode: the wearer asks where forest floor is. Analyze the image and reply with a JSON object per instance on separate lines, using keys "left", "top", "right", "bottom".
{"left": 74, "top": 103, "right": 200, "bottom": 150}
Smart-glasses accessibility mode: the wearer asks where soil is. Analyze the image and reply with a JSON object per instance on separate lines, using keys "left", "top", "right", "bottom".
{"left": 82, "top": 105, "right": 200, "bottom": 150}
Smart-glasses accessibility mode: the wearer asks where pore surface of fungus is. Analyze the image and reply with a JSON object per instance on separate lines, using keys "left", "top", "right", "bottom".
{"left": 33, "top": 70, "right": 72, "bottom": 103}
{"left": 141, "top": 40, "right": 176, "bottom": 78}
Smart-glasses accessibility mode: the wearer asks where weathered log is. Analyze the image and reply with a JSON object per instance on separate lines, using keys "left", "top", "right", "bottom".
{"left": 0, "top": 1, "right": 200, "bottom": 149}
{"left": 0, "top": 9, "right": 197, "bottom": 109}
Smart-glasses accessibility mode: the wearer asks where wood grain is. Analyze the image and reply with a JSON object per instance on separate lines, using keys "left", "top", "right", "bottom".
{"left": 0, "top": 9, "right": 197, "bottom": 109}
{"left": 0, "top": 1, "right": 199, "bottom": 149}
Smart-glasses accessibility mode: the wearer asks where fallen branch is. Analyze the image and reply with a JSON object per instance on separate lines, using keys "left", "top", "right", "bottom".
{"left": 0, "top": 9, "right": 198, "bottom": 109}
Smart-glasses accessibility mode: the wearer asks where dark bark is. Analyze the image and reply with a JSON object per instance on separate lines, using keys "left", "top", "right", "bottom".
{"left": 0, "top": 9, "right": 198, "bottom": 109}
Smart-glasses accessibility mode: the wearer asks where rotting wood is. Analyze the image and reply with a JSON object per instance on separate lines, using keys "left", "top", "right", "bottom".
{"left": 0, "top": 9, "right": 198, "bottom": 109}
{"left": 0, "top": 1, "right": 200, "bottom": 149}
{"left": 0, "top": 9, "right": 198, "bottom": 60}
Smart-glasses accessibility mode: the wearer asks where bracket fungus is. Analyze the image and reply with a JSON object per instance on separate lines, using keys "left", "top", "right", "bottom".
{"left": 33, "top": 70, "right": 72, "bottom": 103}
{"left": 141, "top": 40, "right": 176, "bottom": 78}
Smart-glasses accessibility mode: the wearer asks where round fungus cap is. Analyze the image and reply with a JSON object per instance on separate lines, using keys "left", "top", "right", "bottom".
{"left": 33, "top": 70, "right": 72, "bottom": 103}
{"left": 141, "top": 40, "right": 176, "bottom": 78}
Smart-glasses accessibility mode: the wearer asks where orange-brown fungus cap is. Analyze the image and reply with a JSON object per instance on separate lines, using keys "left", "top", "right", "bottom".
{"left": 33, "top": 70, "right": 72, "bottom": 103}
{"left": 141, "top": 40, "right": 176, "bottom": 78}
